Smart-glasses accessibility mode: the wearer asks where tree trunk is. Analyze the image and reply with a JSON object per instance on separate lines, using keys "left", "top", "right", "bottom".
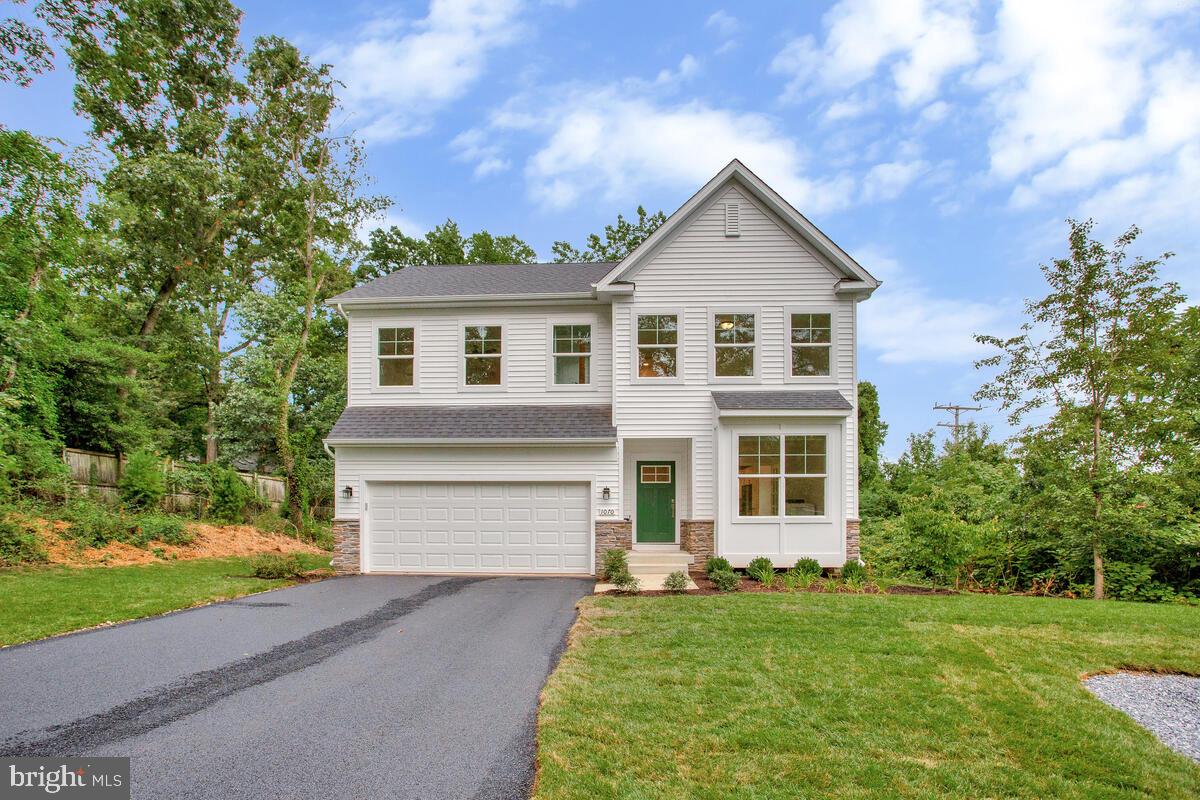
{"left": 1093, "top": 537, "right": 1105, "bottom": 601}
{"left": 117, "top": 265, "right": 184, "bottom": 401}
{"left": 205, "top": 398, "right": 218, "bottom": 463}
{"left": 274, "top": 391, "right": 302, "bottom": 531}
{"left": 1092, "top": 409, "right": 1105, "bottom": 601}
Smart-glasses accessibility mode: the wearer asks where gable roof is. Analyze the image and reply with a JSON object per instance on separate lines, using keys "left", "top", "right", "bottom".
{"left": 595, "top": 159, "right": 879, "bottom": 296}
{"left": 328, "top": 261, "right": 616, "bottom": 305}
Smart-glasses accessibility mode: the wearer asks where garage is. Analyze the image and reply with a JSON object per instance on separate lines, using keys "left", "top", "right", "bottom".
{"left": 365, "top": 481, "right": 592, "bottom": 574}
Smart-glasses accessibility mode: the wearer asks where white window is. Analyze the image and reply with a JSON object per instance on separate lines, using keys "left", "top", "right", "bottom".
{"left": 377, "top": 327, "right": 414, "bottom": 387}
{"left": 789, "top": 312, "right": 832, "bottom": 377}
{"left": 636, "top": 314, "right": 679, "bottom": 379}
{"left": 640, "top": 464, "right": 672, "bottom": 483}
{"left": 713, "top": 312, "right": 756, "bottom": 378}
{"left": 463, "top": 325, "right": 502, "bottom": 386}
{"left": 736, "top": 434, "right": 827, "bottom": 517}
{"left": 552, "top": 324, "right": 591, "bottom": 385}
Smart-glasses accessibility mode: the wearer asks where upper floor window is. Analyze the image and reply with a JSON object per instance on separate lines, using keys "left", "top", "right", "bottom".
{"left": 464, "top": 325, "right": 502, "bottom": 386}
{"left": 552, "top": 324, "right": 591, "bottom": 385}
{"left": 713, "top": 312, "right": 756, "bottom": 378}
{"left": 378, "top": 327, "right": 414, "bottom": 387}
{"left": 637, "top": 314, "right": 678, "bottom": 379}
{"left": 790, "top": 312, "right": 832, "bottom": 377}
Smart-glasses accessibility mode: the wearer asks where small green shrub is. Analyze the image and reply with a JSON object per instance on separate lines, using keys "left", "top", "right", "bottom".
{"left": 118, "top": 450, "right": 165, "bottom": 509}
{"left": 601, "top": 548, "right": 629, "bottom": 581}
{"left": 209, "top": 467, "right": 254, "bottom": 523}
{"left": 843, "top": 575, "right": 867, "bottom": 593}
{"left": 611, "top": 570, "right": 640, "bottom": 594}
{"left": 250, "top": 510, "right": 287, "bottom": 534}
{"left": 793, "top": 557, "right": 823, "bottom": 578}
{"left": 250, "top": 552, "right": 305, "bottom": 579}
{"left": 779, "top": 570, "right": 802, "bottom": 592}
{"left": 709, "top": 568, "right": 740, "bottom": 592}
{"left": 841, "top": 560, "right": 868, "bottom": 583}
{"left": 704, "top": 556, "right": 732, "bottom": 576}
{"left": 747, "top": 560, "right": 776, "bottom": 587}
{"left": 63, "top": 500, "right": 129, "bottom": 546}
{"left": 0, "top": 518, "right": 48, "bottom": 565}
{"left": 137, "top": 514, "right": 193, "bottom": 546}
{"left": 663, "top": 570, "right": 689, "bottom": 593}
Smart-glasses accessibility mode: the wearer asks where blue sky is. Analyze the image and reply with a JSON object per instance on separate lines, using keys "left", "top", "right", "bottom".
{"left": 5, "top": 0, "right": 1199, "bottom": 457}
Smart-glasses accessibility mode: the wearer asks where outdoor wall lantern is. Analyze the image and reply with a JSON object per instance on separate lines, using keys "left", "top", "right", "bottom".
{"left": 342, "top": 485, "right": 354, "bottom": 500}
{"left": 601, "top": 486, "right": 611, "bottom": 501}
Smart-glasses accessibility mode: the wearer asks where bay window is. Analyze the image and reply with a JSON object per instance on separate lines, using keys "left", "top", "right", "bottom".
{"left": 736, "top": 434, "right": 827, "bottom": 517}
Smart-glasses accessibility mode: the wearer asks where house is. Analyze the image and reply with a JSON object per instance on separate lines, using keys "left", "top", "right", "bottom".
{"left": 323, "top": 159, "right": 879, "bottom": 581}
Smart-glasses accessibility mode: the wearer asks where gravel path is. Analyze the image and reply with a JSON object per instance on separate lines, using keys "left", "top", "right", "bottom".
{"left": 1085, "top": 672, "right": 1200, "bottom": 763}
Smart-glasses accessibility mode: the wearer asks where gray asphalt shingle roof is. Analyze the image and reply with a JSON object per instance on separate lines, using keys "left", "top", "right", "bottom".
{"left": 711, "top": 390, "right": 852, "bottom": 411}
{"left": 328, "top": 262, "right": 617, "bottom": 302}
{"left": 327, "top": 404, "right": 617, "bottom": 441}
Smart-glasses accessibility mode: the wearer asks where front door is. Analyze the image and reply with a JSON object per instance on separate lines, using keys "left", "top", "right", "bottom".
{"left": 636, "top": 461, "right": 676, "bottom": 543}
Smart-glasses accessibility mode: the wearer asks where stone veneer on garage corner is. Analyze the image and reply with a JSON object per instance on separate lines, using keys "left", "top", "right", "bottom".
{"left": 331, "top": 518, "right": 361, "bottom": 575}
{"left": 594, "top": 520, "right": 632, "bottom": 573}
{"left": 846, "top": 518, "right": 860, "bottom": 562}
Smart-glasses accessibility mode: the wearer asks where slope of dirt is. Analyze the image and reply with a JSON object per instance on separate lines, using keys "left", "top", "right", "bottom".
{"left": 32, "top": 519, "right": 324, "bottom": 568}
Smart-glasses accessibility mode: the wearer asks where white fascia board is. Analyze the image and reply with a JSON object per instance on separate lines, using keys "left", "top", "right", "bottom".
{"left": 323, "top": 437, "right": 618, "bottom": 447}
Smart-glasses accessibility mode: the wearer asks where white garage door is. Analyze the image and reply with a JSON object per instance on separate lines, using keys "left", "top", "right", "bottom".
{"left": 365, "top": 482, "right": 591, "bottom": 574}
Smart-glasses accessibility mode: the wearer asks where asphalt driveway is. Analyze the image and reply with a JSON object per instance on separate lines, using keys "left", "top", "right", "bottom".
{"left": 0, "top": 575, "right": 593, "bottom": 799}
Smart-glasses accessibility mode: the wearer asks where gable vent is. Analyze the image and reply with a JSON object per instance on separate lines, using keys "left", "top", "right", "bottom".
{"left": 724, "top": 202, "right": 740, "bottom": 237}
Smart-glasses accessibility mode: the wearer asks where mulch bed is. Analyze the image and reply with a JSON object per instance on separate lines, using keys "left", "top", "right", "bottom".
{"left": 594, "top": 571, "right": 958, "bottom": 596}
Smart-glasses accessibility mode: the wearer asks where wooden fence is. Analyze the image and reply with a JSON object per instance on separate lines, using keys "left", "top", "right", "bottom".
{"left": 62, "top": 447, "right": 285, "bottom": 512}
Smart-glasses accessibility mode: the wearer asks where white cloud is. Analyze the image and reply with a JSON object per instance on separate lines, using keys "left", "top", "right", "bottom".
{"left": 320, "top": 0, "right": 524, "bottom": 142}
{"left": 705, "top": 9, "right": 739, "bottom": 53}
{"left": 357, "top": 208, "right": 428, "bottom": 242}
{"left": 654, "top": 54, "right": 700, "bottom": 86}
{"left": 488, "top": 84, "right": 857, "bottom": 212}
{"left": 861, "top": 160, "right": 929, "bottom": 201}
{"left": 770, "top": 0, "right": 979, "bottom": 108}
{"left": 450, "top": 128, "right": 511, "bottom": 178}
{"left": 854, "top": 246, "right": 1011, "bottom": 364}
{"left": 918, "top": 100, "right": 950, "bottom": 123}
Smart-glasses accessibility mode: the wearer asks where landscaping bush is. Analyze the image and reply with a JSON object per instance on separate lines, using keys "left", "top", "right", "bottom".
{"left": 209, "top": 467, "right": 254, "bottom": 523}
{"left": 118, "top": 450, "right": 165, "bottom": 509}
{"left": 0, "top": 518, "right": 48, "bottom": 565}
{"left": 779, "top": 570, "right": 802, "bottom": 592}
{"left": 663, "top": 570, "right": 689, "bottom": 593}
{"left": 704, "top": 556, "right": 732, "bottom": 576}
{"left": 250, "top": 552, "right": 305, "bottom": 579}
{"left": 611, "top": 570, "right": 640, "bottom": 594}
{"left": 841, "top": 560, "right": 867, "bottom": 582}
{"left": 601, "top": 548, "right": 630, "bottom": 581}
{"left": 793, "top": 557, "right": 822, "bottom": 578}
{"left": 137, "top": 514, "right": 193, "bottom": 546}
{"left": 709, "top": 568, "right": 740, "bottom": 592}
{"left": 63, "top": 500, "right": 129, "bottom": 546}
{"left": 747, "top": 559, "right": 775, "bottom": 587}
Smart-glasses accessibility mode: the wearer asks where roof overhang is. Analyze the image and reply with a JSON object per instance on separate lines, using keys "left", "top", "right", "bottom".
{"left": 595, "top": 159, "right": 880, "bottom": 297}
{"left": 324, "top": 437, "right": 617, "bottom": 447}
{"left": 330, "top": 292, "right": 602, "bottom": 310}
{"left": 715, "top": 408, "right": 852, "bottom": 419}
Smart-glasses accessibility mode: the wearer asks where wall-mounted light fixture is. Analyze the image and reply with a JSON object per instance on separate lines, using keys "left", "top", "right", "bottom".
{"left": 342, "top": 485, "right": 354, "bottom": 500}
{"left": 601, "top": 486, "right": 611, "bottom": 501}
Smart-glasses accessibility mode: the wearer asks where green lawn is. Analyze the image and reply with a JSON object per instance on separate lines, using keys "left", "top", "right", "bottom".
{"left": 0, "top": 553, "right": 332, "bottom": 647}
{"left": 536, "top": 592, "right": 1200, "bottom": 799}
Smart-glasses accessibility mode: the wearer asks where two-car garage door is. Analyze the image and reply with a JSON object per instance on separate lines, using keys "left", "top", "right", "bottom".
{"left": 365, "top": 482, "right": 591, "bottom": 574}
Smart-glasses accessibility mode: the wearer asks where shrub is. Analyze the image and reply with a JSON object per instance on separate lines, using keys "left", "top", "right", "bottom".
{"left": 250, "top": 510, "right": 286, "bottom": 535}
{"left": 779, "top": 570, "right": 801, "bottom": 592}
{"left": 663, "top": 570, "right": 689, "bottom": 593}
{"left": 118, "top": 450, "right": 165, "bottom": 510}
{"left": 209, "top": 467, "right": 254, "bottom": 523}
{"left": 611, "top": 570, "right": 640, "bottom": 594}
{"left": 841, "top": 560, "right": 868, "bottom": 583}
{"left": 747, "top": 560, "right": 776, "bottom": 587}
{"left": 0, "top": 518, "right": 48, "bottom": 565}
{"left": 793, "top": 557, "right": 822, "bottom": 578}
{"left": 842, "top": 575, "right": 867, "bottom": 593}
{"left": 137, "top": 514, "right": 193, "bottom": 546}
{"left": 709, "top": 568, "right": 740, "bottom": 592}
{"left": 704, "top": 556, "right": 732, "bottom": 576}
{"left": 601, "top": 548, "right": 629, "bottom": 581}
{"left": 250, "top": 552, "right": 305, "bottom": 579}
{"left": 63, "top": 500, "right": 129, "bottom": 546}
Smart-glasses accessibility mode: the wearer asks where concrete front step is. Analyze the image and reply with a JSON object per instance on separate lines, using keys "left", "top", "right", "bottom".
{"left": 594, "top": 572, "right": 698, "bottom": 593}
{"left": 626, "top": 550, "right": 695, "bottom": 572}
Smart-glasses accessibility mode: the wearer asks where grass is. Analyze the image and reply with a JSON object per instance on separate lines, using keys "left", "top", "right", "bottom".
{"left": 0, "top": 553, "right": 332, "bottom": 647}
{"left": 535, "top": 592, "right": 1200, "bottom": 799}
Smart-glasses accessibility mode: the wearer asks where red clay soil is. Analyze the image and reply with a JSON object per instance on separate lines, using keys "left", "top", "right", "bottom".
{"left": 30, "top": 518, "right": 324, "bottom": 568}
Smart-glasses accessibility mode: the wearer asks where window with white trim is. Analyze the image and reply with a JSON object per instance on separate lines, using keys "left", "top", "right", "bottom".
{"left": 636, "top": 314, "right": 678, "bottom": 378}
{"left": 790, "top": 313, "right": 832, "bottom": 377}
{"left": 552, "top": 324, "right": 591, "bottom": 385}
{"left": 640, "top": 464, "right": 672, "bottom": 483}
{"left": 377, "top": 327, "right": 414, "bottom": 386}
{"left": 713, "top": 312, "right": 755, "bottom": 377}
{"left": 463, "top": 325, "right": 502, "bottom": 385}
{"left": 736, "top": 434, "right": 827, "bottom": 517}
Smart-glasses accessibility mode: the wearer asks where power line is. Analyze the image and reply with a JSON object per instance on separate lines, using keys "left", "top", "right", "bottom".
{"left": 933, "top": 402, "right": 982, "bottom": 445}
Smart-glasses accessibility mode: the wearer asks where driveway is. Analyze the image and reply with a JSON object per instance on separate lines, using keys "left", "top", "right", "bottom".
{"left": 0, "top": 575, "right": 593, "bottom": 799}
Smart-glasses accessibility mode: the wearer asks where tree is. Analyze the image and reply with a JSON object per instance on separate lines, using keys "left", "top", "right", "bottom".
{"left": 1, "top": 1, "right": 53, "bottom": 86}
{"left": 975, "top": 219, "right": 1182, "bottom": 599}
{"left": 857, "top": 381, "right": 887, "bottom": 486}
{"left": 359, "top": 220, "right": 536, "bottom": 280}
{"left": 552, "top": 205, "right": 666, "bottom": 262}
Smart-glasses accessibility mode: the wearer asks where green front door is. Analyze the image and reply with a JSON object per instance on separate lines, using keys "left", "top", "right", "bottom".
{"left": 636, "top": 461, "right": 676, "bottom": 543}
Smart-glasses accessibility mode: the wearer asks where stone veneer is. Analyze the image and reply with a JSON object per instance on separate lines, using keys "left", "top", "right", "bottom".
{"left": 679, "top": 519, "right": 715, "bottom": 564}
{"left": 331, "top": 518, "right": 361, "bottom": 575}
{"left": 846, "top": 518, "right": 861, "bottom": 562}
{"left": 594, "top": 520, "right": 632, "bottom": 573}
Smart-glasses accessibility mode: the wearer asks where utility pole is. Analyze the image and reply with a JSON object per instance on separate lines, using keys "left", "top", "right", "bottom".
{"left": 933, "top": 402, "right": 982, "bottom": 445}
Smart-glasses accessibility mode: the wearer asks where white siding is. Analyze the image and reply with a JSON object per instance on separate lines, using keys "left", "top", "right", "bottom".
{"left": 613, "top": 185, "right": 860, "bottom": 522}
{"left": 346, "top": 304, "right": 612, "bottom": 406}
{"left": 334, "top": 444, "right": 619, "bottom": 521}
